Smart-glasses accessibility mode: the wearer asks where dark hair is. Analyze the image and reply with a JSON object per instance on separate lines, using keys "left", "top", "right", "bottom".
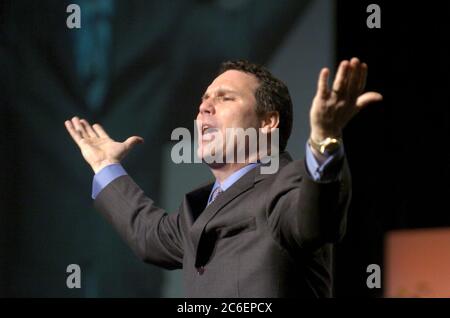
{"left": 218, "top": 60, "right": 293, "bottom": 151}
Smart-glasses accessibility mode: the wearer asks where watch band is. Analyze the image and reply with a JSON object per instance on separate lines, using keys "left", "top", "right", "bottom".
{"left": 308, "top": 136, "right": 342, "bottom": 155}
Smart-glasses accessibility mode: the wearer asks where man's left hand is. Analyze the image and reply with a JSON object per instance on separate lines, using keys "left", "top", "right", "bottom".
{"left": 309, "top": 57, "right": 383, "bottom": 143}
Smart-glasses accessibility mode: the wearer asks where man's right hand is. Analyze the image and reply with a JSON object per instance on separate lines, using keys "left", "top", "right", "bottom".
{"left": 65, "top": 117, "right": 144, "bottom": 173}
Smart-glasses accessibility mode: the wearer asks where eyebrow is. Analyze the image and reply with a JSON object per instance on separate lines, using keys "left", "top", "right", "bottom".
{"left": 202, "top": 88, "right": 239, "bottom": 101}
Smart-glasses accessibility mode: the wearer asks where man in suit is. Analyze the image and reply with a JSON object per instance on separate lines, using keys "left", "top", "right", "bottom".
{"left": 65, "top": 58, "right": 382, "bottom": 297}
{"left": 2, "top": 0, "right": 310, "bottom": 296}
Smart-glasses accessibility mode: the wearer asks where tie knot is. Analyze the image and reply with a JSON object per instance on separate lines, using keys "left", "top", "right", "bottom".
{"left": 209, "top": 187, "right": 223, "bottom": 204}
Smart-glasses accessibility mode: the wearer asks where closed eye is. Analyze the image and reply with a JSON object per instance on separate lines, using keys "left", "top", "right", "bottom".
{"left": 221, "top": 96, "right": 234, "bottom": 101}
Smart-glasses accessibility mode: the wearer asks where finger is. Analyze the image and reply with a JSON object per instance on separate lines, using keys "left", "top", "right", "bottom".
{"left": 92, "top": 123, "right": 110, "bottom": 138}
{"left": 331, "top": 60, "right": 349, "bottom": 96}
{"left": 72, "top": 116, "right": 88, "bottom": 139}
{"left": 80, "top": 119, "right": 99, "bottom": 138}
{"left": 346, "top": 57, "right": 362, "bottom": 101}
{"left": 124, "top": 136, "right": 144, "bottom": 149}
{"left": 358, "top": 63, "right": 368, "bottom": 94}
{"left": 356, "top": 92, "right": 383, "bottom": 109}
{"left": 316, "top": 68, "right": 330, "bottom": 99}
{"left": 65, "top": 120, "right": 83, "bottom": 145}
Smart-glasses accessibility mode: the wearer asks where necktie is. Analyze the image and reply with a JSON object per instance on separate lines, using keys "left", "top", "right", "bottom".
{"left": 209, "top": 187, "right": 223, "bottom": 205}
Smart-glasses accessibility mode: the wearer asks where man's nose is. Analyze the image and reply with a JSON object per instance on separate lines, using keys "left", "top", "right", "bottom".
{"left": 198, "top": 99, "right": 214, "bottom": 115}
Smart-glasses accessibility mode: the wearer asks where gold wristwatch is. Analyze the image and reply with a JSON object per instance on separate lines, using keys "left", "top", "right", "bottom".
{"left": 308, "top": 136, "right": 342, "bottom": 155}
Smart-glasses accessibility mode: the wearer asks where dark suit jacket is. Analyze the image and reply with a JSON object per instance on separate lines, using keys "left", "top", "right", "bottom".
{"left": 94, "top": 152, "right": 351, "bottom": 297}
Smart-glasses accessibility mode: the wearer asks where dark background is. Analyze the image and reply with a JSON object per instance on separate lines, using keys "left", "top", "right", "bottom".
{"left": 335, "top": 0, "right": 450, "bottom": 297}
{"left": 1, "top": 0, "right": 449, "bottom": 297}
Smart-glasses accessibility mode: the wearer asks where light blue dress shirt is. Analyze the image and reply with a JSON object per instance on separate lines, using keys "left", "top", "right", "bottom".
{"left": 207, "top": 163, "right": 259, "bottom": 205}
{"left": 91, "top": 142, "right": 344, "bottom": 200}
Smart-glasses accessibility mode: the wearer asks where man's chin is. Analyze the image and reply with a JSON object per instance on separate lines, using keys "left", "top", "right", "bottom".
{"left": 199, "top": 153, "right": 226, "bottom": 167}
{"left": 203, "top": 161, "right": 226, "bottom": 169}
{"left": 198, "top": 150, "right": 227, "bottom": 168}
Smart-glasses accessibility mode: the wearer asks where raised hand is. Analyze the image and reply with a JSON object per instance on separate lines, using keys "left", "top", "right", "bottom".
{"left": 65, "top": 117, "right": 144, "bottom": 173}
{"left": 310, "top": 57, "right": 383, "bottom": 143}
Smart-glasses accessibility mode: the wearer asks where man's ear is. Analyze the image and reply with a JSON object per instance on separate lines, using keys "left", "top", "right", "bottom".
{"left": 260, "top": 111, "right": 280, "bottom": 133}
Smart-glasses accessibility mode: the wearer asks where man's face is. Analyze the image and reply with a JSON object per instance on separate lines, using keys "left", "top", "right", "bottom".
{"left": 196, "top": 70, "right": 261, "bottom": 163}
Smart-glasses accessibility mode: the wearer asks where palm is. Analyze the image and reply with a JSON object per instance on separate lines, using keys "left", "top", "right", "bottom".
{"left": 79, "top": 136, "right": 126, "bottom": 164}
{"left": 65, "top": 117, "right": 143, "bottom": 172}
{"left": 310, "top": 58, "right": 383, "bottom": 141}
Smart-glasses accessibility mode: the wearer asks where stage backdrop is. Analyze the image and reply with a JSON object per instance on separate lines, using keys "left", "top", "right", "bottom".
{"left": 1, "top": 0, "right": 336, "bottom": 297}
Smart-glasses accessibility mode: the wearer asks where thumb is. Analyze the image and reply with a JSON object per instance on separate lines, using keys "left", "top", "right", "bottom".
{"left": 124, "top": 136, "right": 144, "bottom": 149}
{"left": 356, "top": 91, "right": 383, "bottom": 109}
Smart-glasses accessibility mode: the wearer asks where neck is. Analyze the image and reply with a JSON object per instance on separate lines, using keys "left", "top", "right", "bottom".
{"left": 208, "top": 162, "right": 250, "bottom": 184}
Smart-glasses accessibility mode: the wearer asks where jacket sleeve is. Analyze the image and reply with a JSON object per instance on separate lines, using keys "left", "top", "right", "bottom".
{"left": 268, "top": 158, "right": 352, "bottom": 252}
{"left": 94, "top": 175, "right": 184, "bottom": 269}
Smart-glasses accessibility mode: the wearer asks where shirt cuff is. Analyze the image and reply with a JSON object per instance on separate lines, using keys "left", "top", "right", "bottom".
{"left": 92, "top": 163, "right": 127, "bottom": 199}
{"left": 305, "top": 142, "right": 344, "bottom": 182}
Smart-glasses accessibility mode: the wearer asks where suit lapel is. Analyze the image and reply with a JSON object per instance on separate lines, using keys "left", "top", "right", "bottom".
{"left": 183, "top": 183, "right": 213, "bottom": 227}
{"left": 190, "top": 167, "right": 258, "bottom": 267}
{"left": 184, "top": 152, "right": 294, "bottom": 266}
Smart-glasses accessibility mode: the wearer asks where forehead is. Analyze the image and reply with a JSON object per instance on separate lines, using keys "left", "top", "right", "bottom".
{"left": 206, "top": 70, "right": 260, "bottom": 95}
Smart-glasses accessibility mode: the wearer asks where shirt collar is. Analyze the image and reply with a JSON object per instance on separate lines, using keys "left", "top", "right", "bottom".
{"left": 208, "top": 163, "right": 259, "bottom": 203}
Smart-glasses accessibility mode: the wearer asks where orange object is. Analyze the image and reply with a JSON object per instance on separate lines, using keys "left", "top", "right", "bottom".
{"left": 385, "top": 228, "right": 450, "bottom": 297}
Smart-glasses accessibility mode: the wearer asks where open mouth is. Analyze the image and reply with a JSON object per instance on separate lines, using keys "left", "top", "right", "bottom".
{"left": 201, "top": 124, "right": 219, "bottom": 141}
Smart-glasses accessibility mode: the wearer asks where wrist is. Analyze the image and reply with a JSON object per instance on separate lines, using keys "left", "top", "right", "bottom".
{"left": 308, "top": 142, "right": 328, "bottom": 164}
{"left": 92, "top": 159, "right": 120, "bottom": 174}
{"left": 310, "top": 129, "right": 342, "bottom": 144}
{"left": 308, "top": 131, "right": 343, "bottom": 156}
